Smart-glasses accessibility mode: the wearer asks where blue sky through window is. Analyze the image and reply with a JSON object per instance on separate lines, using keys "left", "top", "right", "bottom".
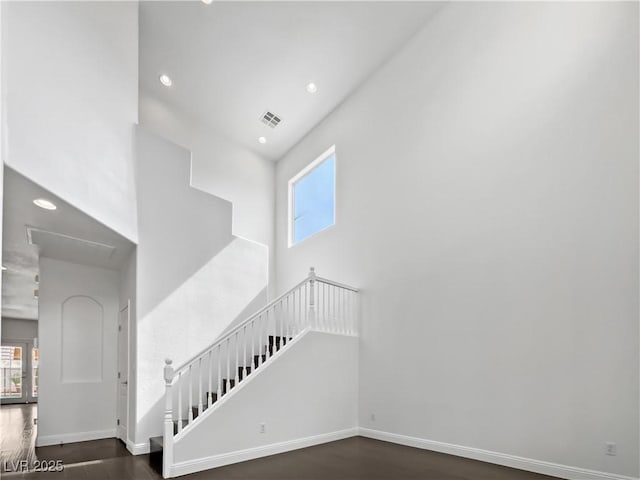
{"left": 293, "top": 154, "right": 335, "bottom": 244}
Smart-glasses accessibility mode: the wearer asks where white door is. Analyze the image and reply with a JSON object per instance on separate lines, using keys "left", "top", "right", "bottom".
{"left": 117, "top": 304, "right": 129, "bottom": 443}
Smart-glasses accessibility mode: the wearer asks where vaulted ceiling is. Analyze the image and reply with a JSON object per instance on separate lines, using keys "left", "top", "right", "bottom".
{"left": 139, "top": 1, "right": 444, "bottom": 160}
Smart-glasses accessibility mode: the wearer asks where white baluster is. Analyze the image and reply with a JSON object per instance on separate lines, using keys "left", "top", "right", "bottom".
{"left": 163, "top": 359, "right": 174, "bottom": 477}
{"left": 308, "top": 268, "right": 316, "bottom": 329}
{"left": 208, "top": 350, "right": 212, "bottom": 407}
{"left": 305, "top": 282, "right": 308, "bottom": 328}
{"left": 299, "top": 288, "right": 303, "bottom": 334}
{"left": 251, "top": 321, "right": 255, "bottom": 372}
{"left": 326, "top": 283, "right": 330, "bottom": 331}
{"left": 319, "top": 283, "right": 323, "bottom": 331}
{"left": 352, "top": 290, "right": 357, "bottom": 335}
{"left": 290, "top": 292, "right": 294, "bottom": 339}
{"left": 188, "top": 365, "right": 193, "bottom": 423}
{"left": 342, "top": 290, "right": 351, "bottom": 335}
{"left": 353, "top": 290, "right": 357, "bottom": 335}
{"left": 296, "top": 288, "right": 300, "bottom": 335}
{"left": 259, "top": 314, "right": 264, "bottom": 367}
{"left": 342, "top": 290, "right": 352, "bottom": 335}
{"left": 279, "top": 300, "right": 284, "bottom": 349}
{"left": 337, "top": 287, "right": 341, "bottom": 333}
{"left": 346, "top": 290, "right": 350, "bottom": 334}
{"left": 288, "top": 291, "right": 293, "bottom": 338}
{"left": 217, "top": 344, "right": 222, "bottom": 400}
{"left": 275, "top": 302, "right": 279, "bottom": 351}
{"left": 177, "top": 371, "right": 183, "bottom": 433}
{"left": 284, "top": 298, "right": 288, "bottom": 343}
{"left": 331, "top": 287, "right": 340, "bottom": 333}
{"left": 330, "top": 285, "right": 335, "bottom": 332}
{"left": 324, "top": 283, "right": 328, "bottom": 331}
{"left": 348, "top": 290, "right": 352, "bottom": 334}
{"left": 317, "top": 282, "right": 322, "bottom": 330}
{"left": 331, "top": 286, "right": 340, "bottom": 333}
{"left": 336, "top": 288, "right": 341, "bottom": 333}
{"left": 269, "top": 308, "right": 273, "bottom": 356}
{"left": 356, "top": 290, "right": 360, "bottom": 335}
{"left": 226, "top": 338, "right": 230, "bottom": 394}
{"left": 235, "top": 332, "right": 240, "bottom": 385}
{"left": 328, "top": 284, "right": 331, "bottom": 331}
{"left": 295, "top": 288, "right": 300, "bottom": 335}
{"left": 273, "top": 304, "right": 278, "bottom": 354}
{"left": 340, "top": 288, "right": 345, "bottom": 334}
{"left": 198, "top": 357, "right": 203, "bottom": 416}
{"left": 351, "top": 290, "right": 356, "bottom": 335}
{"left": 283, "top": 298, "right": 287, "bottom": 344}
{"left": 285, "top": 295, "right": 290, "bottom": 342}
{"left": 264, "top": 312, "right": 268, "bottom": 365}
{"left": 346, "top": 289, "right": 350, "bottom": 334}
{"left": 243, "top": 326, "right": 248, "bottom": 378}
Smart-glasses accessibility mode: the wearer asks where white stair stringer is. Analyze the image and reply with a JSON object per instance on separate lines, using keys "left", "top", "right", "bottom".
{"left": 171, "top": 330, "right": 358, "bottom": 478}
{"left": 160, "top": 271, "right": 360, "bottom": 478}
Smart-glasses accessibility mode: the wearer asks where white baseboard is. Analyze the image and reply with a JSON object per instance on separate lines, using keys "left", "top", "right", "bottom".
{"left": 358, "top": 428, "right": 638, "bottom": 480}
{"left": 126, "top": 439, "right": 150, "bottom": 455}
{"left": 169, "top": 427, "right": 358, "bottom": 477}
{"left": 36, "top": 429, "right": 116, "bottom": 447}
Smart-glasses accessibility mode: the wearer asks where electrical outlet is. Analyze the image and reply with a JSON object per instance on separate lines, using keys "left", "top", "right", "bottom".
{"left": 260, "top": 423, "right": 266, "bottom": 434}
{"left": 605, "top": 442, "right": 616, "bottom": 456}
{"left": 370, "top": 413, "right": 376, "bottom": 422}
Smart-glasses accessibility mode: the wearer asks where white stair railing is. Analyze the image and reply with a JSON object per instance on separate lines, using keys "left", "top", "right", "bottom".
{"left": 162, "top": 268, "right": 359, "bottom": 477}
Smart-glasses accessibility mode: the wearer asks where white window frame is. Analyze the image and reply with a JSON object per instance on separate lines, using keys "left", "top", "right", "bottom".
{"left": 288, "top": 145, "right": 336, "bottom": 248}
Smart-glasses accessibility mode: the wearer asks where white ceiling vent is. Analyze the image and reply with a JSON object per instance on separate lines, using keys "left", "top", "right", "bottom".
{"left": 261, "top": 111, "right": 282, "bottom": 128}
{"left": 26, "top": 226, "right": 117, "bottom": 268}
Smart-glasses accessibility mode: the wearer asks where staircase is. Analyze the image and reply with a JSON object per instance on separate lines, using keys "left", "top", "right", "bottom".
{"left": 152, "top": 268, "right": 359, "bottom": 478}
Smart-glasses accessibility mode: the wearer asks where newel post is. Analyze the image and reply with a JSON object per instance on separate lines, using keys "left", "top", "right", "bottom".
{"left": 308, "top": 267, "right": 317, "bottom": 329}
{"left": 163, "top": 359, "right": 174, "bottom": 478}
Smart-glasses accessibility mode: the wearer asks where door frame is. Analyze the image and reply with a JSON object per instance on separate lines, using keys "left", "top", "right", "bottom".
{"left": 1, "top": 339, "right": 36, "bottom": 404}
{"left": 116, "top": 300, "right": 130, "bottom": 444}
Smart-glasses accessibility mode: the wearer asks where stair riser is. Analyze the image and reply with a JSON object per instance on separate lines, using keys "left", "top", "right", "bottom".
{"left": 222, "top": 379, "right": 236, "bottom": 395}
{"left": 253, "top": 354, "right": 267, "bottom": 369}
{"left": 238, "top": 366, "right": 252, "bottom": 380}
{"left": 268, "top": 335, "right": 291, "bottom": 347}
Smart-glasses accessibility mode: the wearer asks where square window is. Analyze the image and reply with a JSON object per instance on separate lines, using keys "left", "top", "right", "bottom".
{"left": 288, "top": 146, "right": 336, "bottom": 246}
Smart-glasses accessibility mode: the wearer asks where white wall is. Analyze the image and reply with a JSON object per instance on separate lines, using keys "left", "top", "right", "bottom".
{"left": 172, "top": 331, "right": 358, "bottom": 476}
{"left": 139, "top": 94, "right": 276, "bottom": 295}
{"left": 3, "top": 1, "right": 138, "bottom": 242}
{"left": 2, "top": 317, "right": 37, "bottom": 341}
{"left": 37, "top": 257, "right": 119, "bottom": 446}
{"left": 275, "top": 2, "right": 638, "bottom": 478}
{"left": 135, "top": 128, "right": 269, "bottom": 446}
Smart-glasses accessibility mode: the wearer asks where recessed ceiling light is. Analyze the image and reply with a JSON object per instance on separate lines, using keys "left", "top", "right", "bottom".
{"left": 159, "top": 74, "right": 173, "bottom": 87}
{"left": 1, "top": 265, "right": 7, "bottom": 271}
{"left": 306, "top": 82, "right": 318, "bottom": 94}
{"left": 33, "top": 198, "right": 57, "bottom": 210}
{"left": 258, "top": 137, "right": 267, "bottom": 144}
{"left": 202, "top": 0, "right": 213, "bottom": 4}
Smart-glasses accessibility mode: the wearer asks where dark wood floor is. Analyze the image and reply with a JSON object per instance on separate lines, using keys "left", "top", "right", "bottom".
{"left": 1, "top": 403, "right": 38, "bottom": 471}
{"left": 1, "top": 404, "right": 561, "bottom": 479}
